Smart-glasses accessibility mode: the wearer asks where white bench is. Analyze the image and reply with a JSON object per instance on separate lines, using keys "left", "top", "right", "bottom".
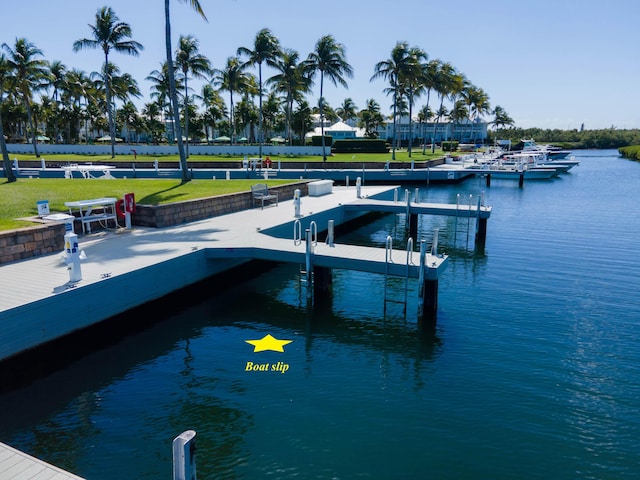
{"left": 308, "top": 180, "right": 333, "bottom": 197}
{"left": 251, "top": 184, "right": 278, "bottom": 209}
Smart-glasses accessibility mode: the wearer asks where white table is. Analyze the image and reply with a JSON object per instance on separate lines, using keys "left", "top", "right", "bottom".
{"left": 62, "top": 164, "right": 115, "bottom": 179}
{"left": 65, "top": 197, "right": 118, "bottom": 234}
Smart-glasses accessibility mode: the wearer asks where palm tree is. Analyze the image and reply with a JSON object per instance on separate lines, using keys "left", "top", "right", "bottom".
{"left": 45, "top": 60, "right": 67, "bottom": 143}
{"left": 421, "top": 59, "right": 439, "bottom": 154}
{"left": 73, "top": 6, "right": 143, "bottom": 158}
{"left": 175, "top": 34, "right": 211, "bottom": 157}
{"left": 417, "top": 104, "right": 433, "bottom": 150}
{"left": 463, "top": 85, "right": 490, "bottom": 143}
{"left": 267, "top": 49, "right": 311, "bottom": 145}
{"left": 357, "top": 98, "right": 384, "bottom": 139}
{"left": 165, "top": 0, "right": 207, "bottom": 183}
{"left": 430, "top": 61, "right": 457, "bottom": 153}
{"left": 198, "top": 84, "right": 227, "bottom": 143}
{"left": 0, "top": 54, "right": 16, "bottom": 182}
{"left": 2, "top": 38, "right": 49, "bottom": 158}
{"left": 238, "top": 28, "right": 281, "bottom": 159}
{"left": 212, "top": 56, "right": 250, "bottom": 144}
{"left": 336, "top": 97, "right": 357, "bottom": 124}
{"left": 403, "top": 46, "right": 427, "bottom": 157}
{"left": 491, "top": 105, "right": 514, "bottom": 143}
{"left": 304, "top": 35, "right": 353, "bottom": 161}
{"left": 371, "top": 41, "right": 411, "bottom": 160}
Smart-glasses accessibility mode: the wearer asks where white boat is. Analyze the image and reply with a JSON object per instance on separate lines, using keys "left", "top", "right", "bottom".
{"left": 463, "top": 160, "right": 559, "bottom": 180}
{"left": 521, "top": 139, "right": 572, "bottom": 159}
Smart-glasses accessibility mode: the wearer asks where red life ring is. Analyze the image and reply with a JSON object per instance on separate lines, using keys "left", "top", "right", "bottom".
{"left": 115, "top": 198, "right": 126, "bottom": 219}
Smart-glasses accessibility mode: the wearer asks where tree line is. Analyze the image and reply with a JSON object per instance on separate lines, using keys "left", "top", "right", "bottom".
{"left": 1, "top": 2, "right": 515, "bottom": 181}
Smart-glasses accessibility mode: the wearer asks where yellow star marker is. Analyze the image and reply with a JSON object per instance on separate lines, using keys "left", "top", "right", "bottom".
{"left": 245, "top": 334, "right": 293, "bottom": 353}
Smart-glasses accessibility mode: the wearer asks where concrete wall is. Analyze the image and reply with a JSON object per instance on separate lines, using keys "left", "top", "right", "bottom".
{"left": 0, "top": 182, "right": 309, "bottom": 263}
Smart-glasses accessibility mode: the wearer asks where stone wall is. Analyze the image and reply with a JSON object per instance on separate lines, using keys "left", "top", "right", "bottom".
{"left": 0, "top": 223, "right": 66, "bottom": 264}
{"left": 133, "top": 181, "right": 309, "bottom": 228}
{"left": 0, "top": 182, "right": 309, "bottom": 263}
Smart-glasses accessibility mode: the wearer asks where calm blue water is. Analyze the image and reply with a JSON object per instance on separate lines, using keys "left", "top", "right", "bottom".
{"left": 1, "top": 150, "right": 639, "bottom": 479}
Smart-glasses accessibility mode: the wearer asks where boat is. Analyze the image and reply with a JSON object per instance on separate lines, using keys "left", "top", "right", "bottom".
{"left": 463, "top": 158, "right": 559, "bottom": 180}
{"left": 520, "top": 139, "right": 572, "bottom": 159}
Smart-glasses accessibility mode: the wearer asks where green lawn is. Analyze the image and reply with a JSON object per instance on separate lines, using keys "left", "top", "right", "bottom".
{"left": 8, "top": 149, "right": 447, "bottom": 164}
{"left": 0, "top": 178, "right": 294, "bottom": 231}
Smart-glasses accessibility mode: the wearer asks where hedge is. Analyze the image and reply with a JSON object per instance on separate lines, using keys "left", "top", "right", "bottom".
{"left": 331, "top": 139, "right": 390, "bottom": 153}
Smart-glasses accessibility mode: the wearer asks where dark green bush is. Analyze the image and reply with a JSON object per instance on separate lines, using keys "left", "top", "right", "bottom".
{"left": 331, "top": 139, "right": 390, "bottom": 153}
{"left": 442, "top": 141, "right": 459, "bottom": 152}
{"left": 311, "top": 135, "right": 333, "bottom": 147}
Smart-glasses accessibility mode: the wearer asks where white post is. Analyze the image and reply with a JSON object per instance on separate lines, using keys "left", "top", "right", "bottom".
{"left": 226, "top": 170, "right": 230, "bottom": 180}
{"left": 356, "top": 176, "right": 362, "bottom": 198}
{"left": 64, "top": 231, "right": 82, "bottom": 282}
{"left": 172, "top": 430, "right": 197, "bottom": 480}
{"left": 154, "top": 159, "right": 159, "bottom": 171}
{"left": 13, "top": 159, "right": 18, "bottom": 171}
{"left": 327, "top": 219, "right": 335, "bottom": 247}
{"left": 431, "top": 228, "right": 439, "bottom": 256}
{"left": 41, "top": 158, "right": 46, "bottom": 169}
{"left": 293, "top": 189, "right": 301, "bottom": 218}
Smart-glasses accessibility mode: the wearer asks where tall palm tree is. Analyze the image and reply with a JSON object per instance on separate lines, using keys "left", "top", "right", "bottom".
{"left": 238, "top": 28, "right": 281, "bottom": 159}
{"left": 430, "top": 61, "right": 457, "bottom": 153}
{"left": 421, "top": 59, "right": 439, "bottom": 154}
{"left": 175, "top": 34, "right": 211, "bottom": 157}
{"left": 371, "top": 41, "right": 411, "bottom": 160}
{"left": 45, "top": 60, "right": 67, "bottom": 143}
{"left": 304, "top": 35, "right": 353, "bottom": 161}
{"left": 0, "top": 53, "right": 16, "bottom": 182}
{"left": 267, "top": 48, "right": 311, "bottom": 145}
{"left": 403, "top": 46, "right": 427, "bottom": 157}
{"left": 73, "top": 6, "right": 143, "bottom": 158}
{"left": 463, "top": 85, "right": 490, "bottom": 143}
{"left": 199, "top": 84, "right": 227, "bottom": 142}
{"left": 165, "top": 0, "right": 207, "bottom": 183}
{"left": 212, "top": 56, "right": 250, "bottom": 144}
{"left": 2, "top": 38, "right": 49, "bottom": 158}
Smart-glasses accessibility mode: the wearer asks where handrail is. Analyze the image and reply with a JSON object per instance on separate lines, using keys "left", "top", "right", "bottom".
{"left": 406, "top": 237, "right": 414, "bottom": 265}
{"left": 385, "top": 235, "right": 394, "bottom": 264}
{"left": 309, "top": 221, "right": 318, "bottom": 247}
{"left": 405, "top": 237, "right": 414, "bottom": 311}
{"left": 293, "top": 219, "right": 302, "bottom": 246}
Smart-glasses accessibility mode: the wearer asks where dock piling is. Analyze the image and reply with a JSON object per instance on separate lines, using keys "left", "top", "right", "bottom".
{"left": 172, "top": 430, "right": 197, "bottom": 480}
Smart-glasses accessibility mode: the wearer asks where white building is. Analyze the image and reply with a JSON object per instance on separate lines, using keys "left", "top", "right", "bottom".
{"left": 376, "top": 117, "right": 488, "bottom": 145}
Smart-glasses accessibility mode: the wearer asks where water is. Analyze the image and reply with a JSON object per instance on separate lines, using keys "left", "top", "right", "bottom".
{"left": 1, "top": 150, "right": 639, "bottom": 479}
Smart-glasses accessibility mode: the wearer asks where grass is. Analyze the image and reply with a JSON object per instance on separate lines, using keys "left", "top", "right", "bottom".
{"left": 0, "top": 178, "right": 294, "bottom": 231}
{"left": 8, "top": 149, "right": 447, "bottom": 164}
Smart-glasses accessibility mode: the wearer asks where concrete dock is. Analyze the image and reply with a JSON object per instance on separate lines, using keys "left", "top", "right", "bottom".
{"left": 0, "top": 185, "right": 457, "bottom": 366}
{"left": 0, "top": 442, "right": 85, "bottom": 480}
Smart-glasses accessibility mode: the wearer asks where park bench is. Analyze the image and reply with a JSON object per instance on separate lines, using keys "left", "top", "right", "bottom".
{"left": 251, "top": 183, "right": 278, "bottom": 209}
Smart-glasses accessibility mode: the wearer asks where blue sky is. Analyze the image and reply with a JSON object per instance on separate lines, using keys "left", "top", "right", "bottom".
{"left": 4, "top": 0, "right": 639, "bottom": 130}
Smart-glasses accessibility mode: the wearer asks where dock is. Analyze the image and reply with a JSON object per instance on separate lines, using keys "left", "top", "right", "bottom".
{"left": 0, "top": 184, "right": 493, "bottom": 366}
{"left": 0, "top": 442, "right": 85, "bottom": 480}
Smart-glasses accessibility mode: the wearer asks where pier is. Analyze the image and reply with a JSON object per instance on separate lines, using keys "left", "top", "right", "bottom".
{"left": 0, "top": 185, "right": 492, "bottom": 367}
